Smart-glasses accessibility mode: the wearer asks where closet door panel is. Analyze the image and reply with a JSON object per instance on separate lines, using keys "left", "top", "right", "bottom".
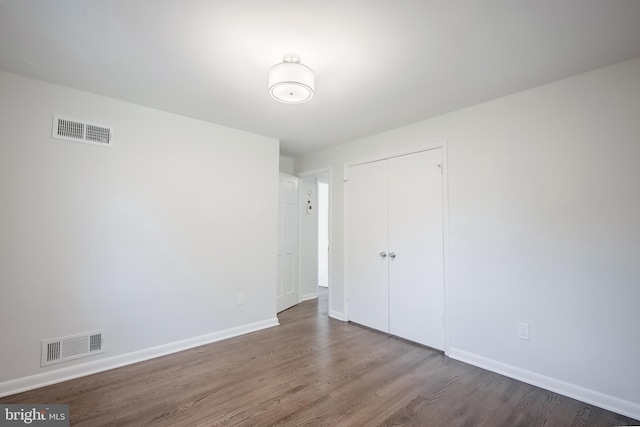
{"left": 388, "top": 149, "right": 444, "bottom": 349}
{"left": 346, "top": 160, "right": 390, "bottom": 332}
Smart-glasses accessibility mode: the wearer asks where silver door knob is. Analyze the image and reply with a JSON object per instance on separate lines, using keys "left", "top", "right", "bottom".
{"left": 389, "top": 252, "right": 396, "bottom": 259}
{"left": 379, "top": 251, "right": 387, "bottom": 258}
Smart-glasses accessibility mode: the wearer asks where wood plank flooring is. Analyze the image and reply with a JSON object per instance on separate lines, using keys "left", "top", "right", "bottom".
{"left": 2, "top": 289, "right": 638, "bottom": 426}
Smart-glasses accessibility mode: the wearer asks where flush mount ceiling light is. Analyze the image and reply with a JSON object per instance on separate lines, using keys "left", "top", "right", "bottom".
{"left": 269, "top": 54, "right": 314, "bottom": 104}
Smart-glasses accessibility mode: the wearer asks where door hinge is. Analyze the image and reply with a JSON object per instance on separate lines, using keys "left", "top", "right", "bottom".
{"left": 437, "top": 163, "right": 443, "bottom": 175}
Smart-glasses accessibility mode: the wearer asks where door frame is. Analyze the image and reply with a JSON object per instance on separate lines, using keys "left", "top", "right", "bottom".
{"left": 297, "top": 167, "right": 335, "bottom": 317}
{"left": 343, "top": 140, "right": 450, "bottom": 352}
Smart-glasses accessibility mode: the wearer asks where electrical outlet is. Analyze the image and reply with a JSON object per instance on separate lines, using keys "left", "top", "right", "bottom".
{"left": 517, "top": 322, "right": 529, "bottom": 340}
{"left": 236, "top": 292, "right": 245, "bottom": 305}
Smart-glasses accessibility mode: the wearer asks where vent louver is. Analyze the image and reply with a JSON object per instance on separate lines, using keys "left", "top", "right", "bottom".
{"left": 41, "top": 330, "right": 105, "bottom": 367}
{"left": 52, "top": 115, "right": 113, "bottom": 147}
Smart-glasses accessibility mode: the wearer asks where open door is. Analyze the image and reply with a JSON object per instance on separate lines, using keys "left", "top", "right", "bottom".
{"left": 277, "top": 173, "right": 299, "bottom": 312}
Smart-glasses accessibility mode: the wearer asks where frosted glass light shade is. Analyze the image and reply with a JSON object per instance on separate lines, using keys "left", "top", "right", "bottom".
{"left": 269, "top": 56, "right": 314, "bottom": 104}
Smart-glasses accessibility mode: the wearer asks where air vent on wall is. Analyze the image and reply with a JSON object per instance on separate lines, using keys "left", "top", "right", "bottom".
{"left": 52, "top": 115, "right": 113, "bottom": 147}
{"left": 41, "top": 330, "right": 105, "bottom": 367}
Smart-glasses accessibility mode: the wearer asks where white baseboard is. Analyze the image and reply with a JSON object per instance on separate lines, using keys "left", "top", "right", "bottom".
{"left": 0, "top": 317, "right": 280, "bottom": 398}
{"left": 446, "top": 347, "right": 640, "bottom": 421}
{"left": 299, "top": 293, "right": 318, "bottom": 302}
{"left": 329, "top": 310, "right": 345, "bottom": 321}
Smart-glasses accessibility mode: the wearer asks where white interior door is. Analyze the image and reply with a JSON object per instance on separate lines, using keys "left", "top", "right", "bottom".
{"left": 388, "top": 149, "right": 444, "bottom": 349}
{"left": 277, "top": 173, "right": 299, "bottom": 313}
{"left": 346, "top": 160, "right": 390, "bottom": 332}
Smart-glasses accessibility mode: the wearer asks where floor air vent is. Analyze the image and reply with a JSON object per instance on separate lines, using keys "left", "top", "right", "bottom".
{"left": 41, "top": 330, "right": 105, "bottom": 367}
{"left": 52, "top": 115, "right": 113, "bottom": 147}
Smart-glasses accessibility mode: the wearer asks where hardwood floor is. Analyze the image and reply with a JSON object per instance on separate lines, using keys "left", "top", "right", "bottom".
{"left": 2, "top": 289, "right": 637, "bottom": 426}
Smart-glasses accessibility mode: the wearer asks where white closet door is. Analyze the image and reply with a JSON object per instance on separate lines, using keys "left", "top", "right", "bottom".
{"left": 388, "top": 149, "right": 444, "bottom": 349}
{"left": 346, "top": 160, "right": 390, "bottom": 332}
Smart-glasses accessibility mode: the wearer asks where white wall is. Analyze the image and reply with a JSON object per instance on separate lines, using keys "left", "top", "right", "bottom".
{"left": 0, "top": 71, "right": 279, "bottom": 392}
{"left": 279, "top": 155, "right": 295, "bottom": 174}
{"left": 295, "top": 57, "right": 640, "bottom": 418}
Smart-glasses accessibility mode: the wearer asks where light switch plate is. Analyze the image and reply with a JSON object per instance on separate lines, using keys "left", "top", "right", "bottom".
{"left": 517, "top": 322, "right": 529, "bottom": 340}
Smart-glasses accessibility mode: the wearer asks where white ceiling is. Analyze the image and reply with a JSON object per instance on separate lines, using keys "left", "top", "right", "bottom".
{"left": 1, "top": 1, "right": 640, "bottom": 156}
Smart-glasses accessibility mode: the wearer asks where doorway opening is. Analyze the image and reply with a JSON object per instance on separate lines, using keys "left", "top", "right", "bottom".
{"left": 297, "top": 168, "right": 332, "bottom": 317}
{"left": 317, "top": 174, "right": 329, "bottom": 290}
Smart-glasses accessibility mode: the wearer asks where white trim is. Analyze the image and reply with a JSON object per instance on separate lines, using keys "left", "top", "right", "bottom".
{"left": 342, "top": 140, "right": 450, "bottom": 352}
{"left": 342, "top": 162, "right": 350, "bottom": 321}
{"left": 329, "top": 310, "right": 345, "bottom": 321}
{"left": 297, "top": 167, "right": 331, "bottom": 178}
{"left": 279, "top": 171, "right": 298, "bottom": 179}
{"left": 0, "top": 318, "right": 279, "bottom": 399}
{"left": 299, "top": 293, "right": 318, "bottom": 302}
{"left": 447, "top": 347, "right": 640, "bottom": 421}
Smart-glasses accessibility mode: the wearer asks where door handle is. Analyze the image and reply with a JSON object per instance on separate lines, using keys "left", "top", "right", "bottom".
{"left": 379, "top": 251, "right": 387, "bottom": 258}
{"left": 389, "top": 252, "right": 396, "bottom": 259}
